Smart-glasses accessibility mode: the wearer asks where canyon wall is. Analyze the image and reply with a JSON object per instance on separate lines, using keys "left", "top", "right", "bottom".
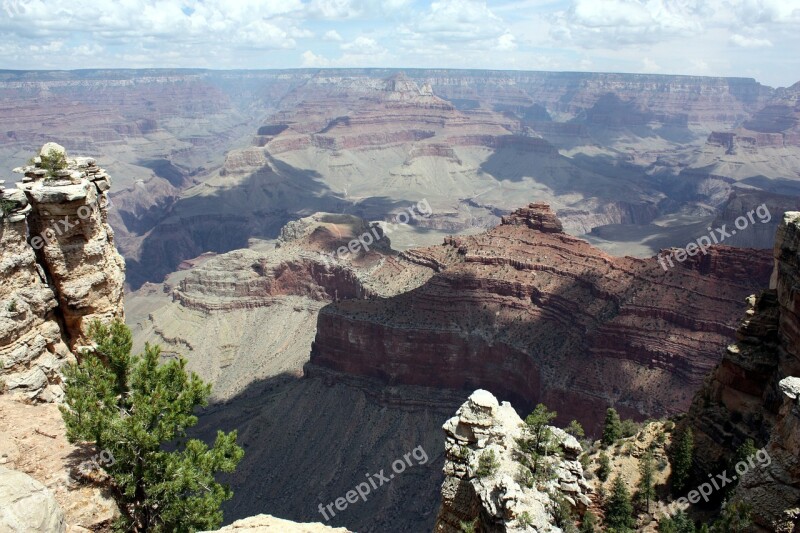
{"left": 688, "top": 211, "right": 800, "bottom": 530}
{"left": 310, "top": 204, "right": 773, "bottom": 433}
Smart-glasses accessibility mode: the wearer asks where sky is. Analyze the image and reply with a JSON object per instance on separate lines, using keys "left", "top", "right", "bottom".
{"left": 0, "top": 0, "right": 798, "bottom": 87}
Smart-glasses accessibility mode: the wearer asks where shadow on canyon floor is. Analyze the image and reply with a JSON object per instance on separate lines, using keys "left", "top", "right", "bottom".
{"left": 190, "top": 370, "right": 466, "bottom": 532}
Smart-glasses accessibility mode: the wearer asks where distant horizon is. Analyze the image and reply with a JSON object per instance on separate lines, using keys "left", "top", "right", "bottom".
{"left": 0, "top": 66, "right": 795, "bottom": 89}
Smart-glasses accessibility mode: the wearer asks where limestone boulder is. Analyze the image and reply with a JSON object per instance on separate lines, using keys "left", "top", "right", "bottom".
{"left": 0, "top": 466, "right": 66, "bottom": 532}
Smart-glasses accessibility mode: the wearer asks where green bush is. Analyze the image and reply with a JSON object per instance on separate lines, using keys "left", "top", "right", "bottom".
{"left": 6, "top": 300, "right": 17, "bottom": 313}
{"left": 670, "top": 427, "right": 694, "bottom": 495}
{"left": 602, "top": 408, "right": 622, "bottom": 446}
{"left": 565, "top": 419, "right": 585, "bottom": 439}
{"left": 459, "top": 518, "right": 477, "bottom": 533}
{"left": 517, "top": 511, "right": 534, "bottom": 528}
{"left": 0, "top": 198, "right": 17, "bottom": 216}
{"left": 620, "top": 419, "right": 639, "bottom": 438}
{"left": 476, "top": 449, "right": 500, "bottom": 478}
{"left": 580, "top": 511, "right": 599, "bottom": 533}
{"left": 604, "top": 475, "right": 635, "bottom": 532}
{"left": 40, "top": 148, "right": 68, "bottom": 179}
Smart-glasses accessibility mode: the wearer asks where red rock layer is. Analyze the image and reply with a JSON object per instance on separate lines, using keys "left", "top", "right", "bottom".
{"left": 310, "top": 204, "right": 772, "bottom": 433}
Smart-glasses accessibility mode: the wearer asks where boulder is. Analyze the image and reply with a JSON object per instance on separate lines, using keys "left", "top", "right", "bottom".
{"left": 0, "top": 466, "right": 66, "bottom": 532}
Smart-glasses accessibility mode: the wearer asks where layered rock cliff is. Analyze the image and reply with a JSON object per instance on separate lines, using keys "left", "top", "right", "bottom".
{"left": 0, "top": 143, "right": 125, "bottom": 401}
{"left": 310, "top": 204, "right": 773, "bottom": 433}
{"left": 434, "top": 390, "right": 590, "bottom": 533}
{"left": 688, "top": 211, "right": 800, "bottom": 530}
{"left": 129, "top": 212, "right": 434, "bottom": 400}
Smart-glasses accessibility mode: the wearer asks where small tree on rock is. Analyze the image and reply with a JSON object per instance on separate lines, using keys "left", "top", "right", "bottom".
{"left": 518, "top": 403, "right": 558, "bottom": 479}
{"left": 635, "top": 450, "right": 656, "bottom": 512}
{"left": 604, "top": 475, "right": 635, "bottom": 532}
{"left": 597, "top": 451, "right": 611, "bottom": 482}
{"left": 59, "top": 320, "right": 244, "bottom": 532}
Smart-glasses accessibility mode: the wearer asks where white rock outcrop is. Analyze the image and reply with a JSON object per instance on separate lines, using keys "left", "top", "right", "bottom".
{"left": 434, "top": 390, "right": 591, "bottom": 532}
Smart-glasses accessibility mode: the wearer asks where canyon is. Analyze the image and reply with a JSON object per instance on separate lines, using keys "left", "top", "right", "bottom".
{"left": 2, "top": 69, "right": 797, "bottom": 292}
{"left": 1, "top": 66, "right": 800, "bottom": 532}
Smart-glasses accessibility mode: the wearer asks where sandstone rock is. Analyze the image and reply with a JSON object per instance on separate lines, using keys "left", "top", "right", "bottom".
{"left": 688, "top": 211, "right": 800, "bottom": 529}
{"left": 0, "top": 466, "right": 66, "bottom": 532}
{"left": 310, "top": 204, "right": 772, "bottom": 432}
{"left": 1, "top": 146, "right": 125, "bottom": 400}
{"left": 202, "top": 514, "right": 352, "bottom": 532}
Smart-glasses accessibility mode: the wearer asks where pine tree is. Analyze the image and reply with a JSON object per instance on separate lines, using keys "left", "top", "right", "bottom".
{"left": 580, "top": 510, "right": 599, "bottom": 532}
{"left": 566, "top": 419, "right": 585, "bottom": 439}
{"left": 602, "top": 407, "right": 622, "bottom": 446}
{"left": 597, "top": 451, "right": 611, "bottom": 481}
{"left": 713, "top": 501, "right": 753, "bottom": 532}
{"left": 519, "top": 403, "right": 558, "bottom": 478}
{"left": 604, "top": 475, "right": 635, "bottom": 532}
{"left": 659, "top": 511, "right": 696, "bottom": 533}
{"left": 670, "top": 427, "right": 694, "bottom": 495}
{"left": 59, "top": 320, "right": 244, "bottom": 532}
{"left": 635, "top": 450, "right": 656, "bottom": 512}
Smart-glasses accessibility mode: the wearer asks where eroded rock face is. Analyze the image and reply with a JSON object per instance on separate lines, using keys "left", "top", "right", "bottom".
{"left": 1, "top": 181, "right": 72, "bottom": 402}
{"left": 688, "top": 211, "right": 800, "bottom": 530}
{"left": 17, "top": 152, "right": 126, "bottom": 349}
{"left": 310, "top": 204, "right": 772, "bottom": 432}
{"left": 434, "top": 389, "right": 590, "bottom": 532}
{"left": 129, "top": 212, "right": 435, "bottom": 400}
{"left": 0, "top": 145, "right": 125, "bottom": 401}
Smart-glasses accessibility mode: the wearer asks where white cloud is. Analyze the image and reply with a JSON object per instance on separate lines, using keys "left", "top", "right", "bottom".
{"left": 301, "top": 50, "right": 331, "bottom": 67}
{"left": 641, "top": 57, "right": 660, "bottom": 72}
{"left": 0, "top": 0, "right": 797, "bottom": 86}
{"left": 554, "top": 0, "right": 703, "bottom": 48}
{"left": 340, "top": 36, "right": 385, "bottom": 55}
{"left": 730, "top": 34, "right": 773, "bottom": 47}
{"left": 323, "top": 30, "right": 344, "bottom": 41}
{"left": 307, "top": 0, "right": 412, "bottom": 19}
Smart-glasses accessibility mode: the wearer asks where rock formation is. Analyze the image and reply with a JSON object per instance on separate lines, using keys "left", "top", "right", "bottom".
{"left": 687, "top": 211, "right": 800, "bottom": 530}
{"left": 0, "top": 143, "right": 125, "bottom": 401}
{"left": 310, "top": 204, "right": 773, "bottom": 433}
{"left": 434, "top": 389, "right": 590, "bottom": 532}
{"left": 128, "top": 212, "right": 434, "bottom": 400}
{"left": 0, "top": 466, "right": 66, "bottom": 532}
{"left": 202, "top": 514, "right": 352, "bottom": 532}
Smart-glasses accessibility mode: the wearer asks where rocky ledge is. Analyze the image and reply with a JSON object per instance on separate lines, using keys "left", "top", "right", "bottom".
{"left": 310, "top": 203, "right": 773, "bottom": 432}
{"left": 434, "top": 389, "right": 590, "bottom": 532}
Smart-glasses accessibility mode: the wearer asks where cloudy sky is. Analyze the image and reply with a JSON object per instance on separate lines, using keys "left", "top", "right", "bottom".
{"left": 1, "top": 0, "right": 798, "bottom": 87}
